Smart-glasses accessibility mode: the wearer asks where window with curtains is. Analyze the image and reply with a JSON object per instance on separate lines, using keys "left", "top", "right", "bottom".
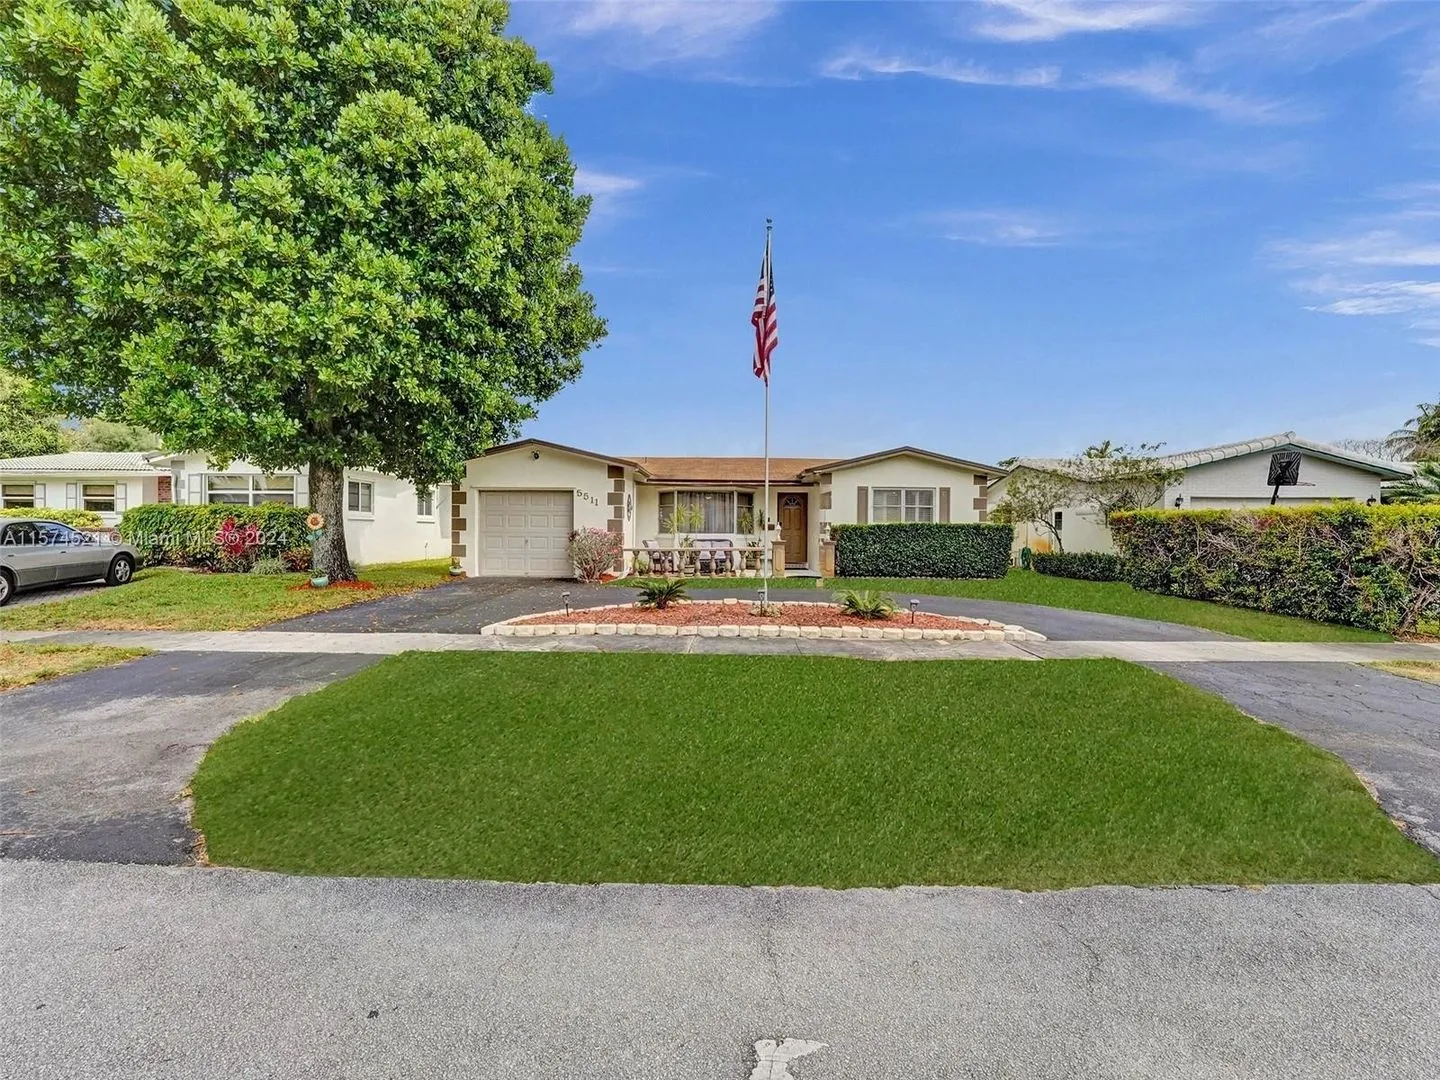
{"left": 416, "top": 489, "right": 434, "bottom": 518}
{"left": 1, "top": 483, "right": 35, "bottom": 508}
{"left": 872, "top": 488, "right": 934, "bottom": 523}
{"left": 204, "top": 474, "right": 295, "bottom": 506}
{"left": 82, "top": 483, "right": 116, "bottom": 512}
{"left": 657, "top": 490, "right": 755, "bottom": 533}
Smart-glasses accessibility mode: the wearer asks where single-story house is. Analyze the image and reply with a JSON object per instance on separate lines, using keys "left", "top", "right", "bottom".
{"left": 0, "top": 451, "right": 448, "bottom": 565}
{"left": 989, "top": 432, "right": 1414, "bottom": 556}
{"left": 0, "top": 452, "right": 162, "bottom": 523}
{"left": 453, "top": 440, "right": 1003, "bottom": 577}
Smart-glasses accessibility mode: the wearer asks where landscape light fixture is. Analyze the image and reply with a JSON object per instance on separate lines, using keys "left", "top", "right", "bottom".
{"left": 561, "top": 591, "right": 571, "bottom": 616}
{"left": 909, "top": 598, "right": 920, "bottom": 624}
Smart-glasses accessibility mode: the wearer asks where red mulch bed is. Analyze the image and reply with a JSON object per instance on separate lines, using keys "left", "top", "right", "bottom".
{"left": 514, "top": 602, "right": 986, "bottom": 630}
{"left": 288, "top": 579, "right": 377, "bottom": 592}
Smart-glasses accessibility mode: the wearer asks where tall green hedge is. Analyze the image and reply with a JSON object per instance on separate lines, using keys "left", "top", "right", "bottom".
{"left": 118, "top": 503, "right": 312, "bottom": 569}
{"left": 832, "top": 522, "right": 1013, "bottom": 579}
{"left": 0, "top": 506, "right": 105, "bottom": 528}
{"left": 1110, "top": 505, "right": 1440, "bottom": 634}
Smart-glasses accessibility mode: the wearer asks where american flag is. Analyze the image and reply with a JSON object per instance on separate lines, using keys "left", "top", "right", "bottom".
{"left": 750, "top": 228, "right": 777, "bottom": 383}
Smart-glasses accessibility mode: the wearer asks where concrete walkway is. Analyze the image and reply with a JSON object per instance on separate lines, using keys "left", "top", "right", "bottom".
{"left": 5, "top": 626, "right": 1439, "bottom": 662}
{"left": 4, "top": 860, "right": 1439, "bottom": 1080}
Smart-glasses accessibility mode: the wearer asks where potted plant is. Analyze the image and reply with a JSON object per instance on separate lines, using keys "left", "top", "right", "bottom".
{"left": 449, "top": 555, "right": 465, "bottom": 577}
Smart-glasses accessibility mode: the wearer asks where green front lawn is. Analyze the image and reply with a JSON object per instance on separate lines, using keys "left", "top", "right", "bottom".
{"left": 192, "top": 654, "right": 1437, "bottom": 889}
{"left": 0, "top": 560, "right": 452, "bottom": 631}
{"left": 629, "top": 571, "right": 1389, "bottom": 642}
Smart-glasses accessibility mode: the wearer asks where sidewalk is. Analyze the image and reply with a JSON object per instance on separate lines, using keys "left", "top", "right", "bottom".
{"left": 4, "top": 627, "right": 1439, "bottom": 662}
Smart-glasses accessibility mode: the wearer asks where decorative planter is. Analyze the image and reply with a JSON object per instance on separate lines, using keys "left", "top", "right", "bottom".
{"left": 310, "top": 575, "right": 330, "bottom": 589}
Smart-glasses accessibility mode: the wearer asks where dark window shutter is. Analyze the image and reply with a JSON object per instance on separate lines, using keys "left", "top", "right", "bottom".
{"left": 856, "top": 486, "right": 868, "bottom": 524}
{"left": 939, "top": 487, "right": 951, "bottom": 522}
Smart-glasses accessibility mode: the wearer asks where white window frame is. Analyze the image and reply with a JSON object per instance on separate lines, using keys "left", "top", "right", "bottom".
{"left": 82, "top": 482, "right": 117, "bottom": 513}
{"left": 657, "top": 489, "right": 755, "bottom": 534}
{"left": 1, "top": 482, "right": 36, "bottom": 509}
{"left": 416, "top": 489, "right": 434, "bottom": 519}
{"left": 347, "top": 480, "right": 374, "bottom": 516}
{"left": 203, "top": 473, "right": 296, "bottom": 507}
{"left": 872, "top": 488, "right": 935, "bottom": 523}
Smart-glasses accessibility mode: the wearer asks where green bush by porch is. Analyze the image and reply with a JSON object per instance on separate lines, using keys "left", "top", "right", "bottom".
{"left": 831, "top": 522, "right": 1012, "bottom": 578}
{"left": 190, "top": 654, "right": 1439, "bottom": 889}
{"left": 1111, "top": 505, "right": 1440, "bottom": 635}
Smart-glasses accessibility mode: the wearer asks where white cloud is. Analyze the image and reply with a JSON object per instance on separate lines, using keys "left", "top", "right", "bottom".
{"left": 574, "top": 168, "right": 645, "bottom": 216}
{"left": 1270, "top": 184, "right": 1440, "bottom": 345}
{"left": 971, "top": 0, "right": 1200, "bottom": 42}
{"left": 925, "top": 210, "right": 1071, "bottom": 247}
{"left": 1271, "top": 232, "right": 1440, "bottom": 268}
{"left": 1086, "top": 61, "right": 1310, "bottom": 124}
{"left": 546, "top": 0, "right": 780, "bottom": 66}
{"left": 821, "top": 50, "right": 1060, "bottom": 88}
{"left": 821, "top": 50, "right": 1304, "bottom": 124}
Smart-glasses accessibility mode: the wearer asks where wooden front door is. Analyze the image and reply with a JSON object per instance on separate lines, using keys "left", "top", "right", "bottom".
{"left": 777, "top": 493, "right": 807, "bottom": 568}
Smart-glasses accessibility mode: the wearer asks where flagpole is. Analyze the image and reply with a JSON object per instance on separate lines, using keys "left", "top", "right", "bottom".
{"left": 762, "top": 218, "right": 772, "bottom": 607}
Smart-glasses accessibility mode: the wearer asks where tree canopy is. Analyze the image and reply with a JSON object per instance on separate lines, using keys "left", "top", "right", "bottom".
{"left": 0, "top": 369, "right": 66, "bottom": 457}
{"left": 1, "top": 0, "right": 604, "bottom": 574}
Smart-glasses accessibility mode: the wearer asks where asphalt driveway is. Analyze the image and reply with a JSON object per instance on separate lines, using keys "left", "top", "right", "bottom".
{"left": 274, "top": 577, "right": 1225, "bottom": 641}
{"left": 0, "top": 651, "right": 376, "bottom": 863}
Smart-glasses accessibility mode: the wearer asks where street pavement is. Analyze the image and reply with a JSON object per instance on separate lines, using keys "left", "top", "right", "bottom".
{"left": 3, "top": 860, "right": 1438, "bottom": 1080}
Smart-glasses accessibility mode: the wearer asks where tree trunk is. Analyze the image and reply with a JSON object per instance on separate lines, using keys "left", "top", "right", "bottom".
{"left": 309, "top": 461, "right": 356, "bottom": 581}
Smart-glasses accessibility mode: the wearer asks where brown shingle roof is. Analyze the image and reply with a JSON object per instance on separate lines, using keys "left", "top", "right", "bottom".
{"left": 630, "top": 457, "right": 831, "bottom": 484}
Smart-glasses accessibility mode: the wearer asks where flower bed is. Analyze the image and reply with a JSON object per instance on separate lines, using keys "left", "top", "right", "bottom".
{"left": 493, "top": 601, "right": 1044, "bottom": 642}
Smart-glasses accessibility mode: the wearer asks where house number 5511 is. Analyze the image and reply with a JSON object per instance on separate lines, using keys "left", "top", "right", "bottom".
{"left": 576, "top": 491, "right": 600, "bottom": 507}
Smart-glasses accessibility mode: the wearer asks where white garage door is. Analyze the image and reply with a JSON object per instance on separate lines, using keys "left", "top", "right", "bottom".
{"left": 476, "top": 491, "right": 575, "bottom": 577}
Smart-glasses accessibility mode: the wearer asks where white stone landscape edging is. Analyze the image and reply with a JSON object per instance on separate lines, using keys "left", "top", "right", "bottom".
{"left": 483, "top": 599, "right": 1047, "bottom": 643}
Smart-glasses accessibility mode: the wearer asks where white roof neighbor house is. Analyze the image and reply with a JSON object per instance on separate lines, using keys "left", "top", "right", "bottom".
{"left": 991, "top": 431, "right": 1413, "bottom": 555}
{"left": 0, "top": 451, "right": 449, "bottom": 564}
{"left": 454, "top": 439, "right": 1004, "bottom": 577}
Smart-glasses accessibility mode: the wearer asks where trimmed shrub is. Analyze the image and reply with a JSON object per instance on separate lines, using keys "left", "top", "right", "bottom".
{"left": 1110, "top": 505, "right": 1440, "bottom": 634}
{"left": 117, "top": 503, "right": 312, "bottom": 570}
{"left": 0, "top": 506, "right": 105, "bottom": 529}
{"left": 1032, "top": 551, "right": 1127, "bottom": 582}
{"left": 831, "top": 522, "right": 1013, "bottom": 579}
{"left": 568, "top": 527, "right": 621, "bottom": 581}
{"left": 249, "top": 556, "right": 289, "bottom": 576}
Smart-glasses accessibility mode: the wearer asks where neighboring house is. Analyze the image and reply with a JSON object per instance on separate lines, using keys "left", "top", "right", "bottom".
{"left": 455, "top": 440, "right": 1002, "bottom": 577}
{"left": 151, "top": 453, "right": 450, "bottom": 565}
{"left": 0, "top": 452, "right": 161, "bottom": 525}
{"left": 0, "top": 451, "right": 449, "bottom": 564}
{"left": 990, "top": 432, "right": 1413, "bottom": 556}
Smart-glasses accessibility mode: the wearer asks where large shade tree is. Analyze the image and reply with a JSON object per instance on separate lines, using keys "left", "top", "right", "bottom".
{"left": 1, "top": 0, "right": 603, "bottom": 576}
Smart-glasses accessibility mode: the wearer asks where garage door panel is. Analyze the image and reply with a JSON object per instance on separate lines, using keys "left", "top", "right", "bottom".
{"left": 474, "top": 490, "right": 576, "bottom": 577}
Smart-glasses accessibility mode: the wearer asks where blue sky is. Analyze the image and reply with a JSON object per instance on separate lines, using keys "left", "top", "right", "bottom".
{"left": 507, "top": 0, "right": 1439, "bottom": 463}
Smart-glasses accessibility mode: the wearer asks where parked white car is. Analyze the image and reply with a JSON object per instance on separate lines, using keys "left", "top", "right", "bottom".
{"left": 0, "top": 518, "right": 138, "bottom": 606}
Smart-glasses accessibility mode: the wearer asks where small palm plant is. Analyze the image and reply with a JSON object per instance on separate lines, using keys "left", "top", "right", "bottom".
{"left": 833, "top": 588, "right": 898, "bottom": 620}
{"left": 636, "top": 578, "right": 690, "bottom": 610}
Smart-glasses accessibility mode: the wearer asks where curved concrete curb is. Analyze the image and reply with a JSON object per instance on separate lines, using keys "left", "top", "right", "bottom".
{"left": 484, "top": 600, "right": 1046, "bottom": 643}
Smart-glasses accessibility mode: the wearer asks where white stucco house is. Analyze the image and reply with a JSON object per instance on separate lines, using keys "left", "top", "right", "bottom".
{"left": 989, "top": 432, "right": 1413, "bottom": 556}
{"left": 0, "top": 451, "right": 448, "bottom": 565}
{"left": 453, "top": 439, "right": 1003, "bottom": 577}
